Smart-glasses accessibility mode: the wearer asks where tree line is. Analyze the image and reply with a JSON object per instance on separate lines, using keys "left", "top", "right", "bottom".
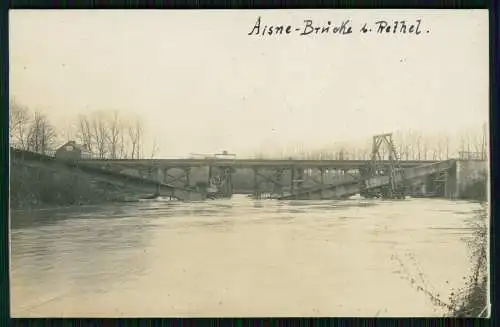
{"left": 253, "top": 125, "right": 488, "bottom": 161}
{"left": 9, "top": 99, "right": 156, "bottom": 159}
{"left": 9, "top": 99, "right": 488, "bottom": 161}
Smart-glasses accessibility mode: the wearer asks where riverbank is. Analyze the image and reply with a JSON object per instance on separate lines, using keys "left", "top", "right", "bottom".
{"left": 9, "top": 158, "right": 157, "bottom": 210}
{"left": 448, "top": 203, "right": 489, "bottom": 317}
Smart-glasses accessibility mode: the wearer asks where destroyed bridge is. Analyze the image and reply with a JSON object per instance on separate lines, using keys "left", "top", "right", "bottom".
{"left": 77, "top": 133, "right": 487, "bottom": 201}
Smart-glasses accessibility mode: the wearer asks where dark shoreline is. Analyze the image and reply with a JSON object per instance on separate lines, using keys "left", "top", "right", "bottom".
{"left": 10, "top": 194, "right": 487, "bottom": 214}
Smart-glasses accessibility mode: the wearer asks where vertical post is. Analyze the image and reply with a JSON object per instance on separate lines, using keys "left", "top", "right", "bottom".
{"left": 423, "top": 174, "right": 433, "bottom": 196}
{"left": 273, "top": 169, "right": 284, "bottom": 197}
{"left": 297, "top": 168, "right": 304, "bottom": 193}
{"left": 163, "top": 168, "right": 169, "bottom": 183}
{"left": 208, "top": 165, "right": 213, "bottom": 184}
{"left": 156, "top": 167, "right": 161, "bottom": 195}
{"left": 291, "top": 167, "right": 295, "bottom": 195}
{"left": 226, "top": 168, "right": 233, "bottom": 198}
{"left": 163, "top": 167, "right": 173, "bottom": 199}
{"left": 388, "top": 148, "right": 395, "bottom": 196}
{"left": 320, "top": 168, "right": 325, "bottom": 186}
{"left": 253, "top": 168, "right": 259, "bottom": 198}
{"left": 184, "top": 168, "right": 191, "bottom": 188}
{"left": 444, "top": 165, "right": 457, "bottom": 199}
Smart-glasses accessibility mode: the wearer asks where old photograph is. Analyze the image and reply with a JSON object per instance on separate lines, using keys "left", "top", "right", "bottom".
{"left": 9, "top": 9, "right": 489, "bottom": 317}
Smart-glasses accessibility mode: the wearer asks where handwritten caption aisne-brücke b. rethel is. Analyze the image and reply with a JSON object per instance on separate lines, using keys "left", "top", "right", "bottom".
{"left": 247, "top": 16, "right": 430, "bottom": 37}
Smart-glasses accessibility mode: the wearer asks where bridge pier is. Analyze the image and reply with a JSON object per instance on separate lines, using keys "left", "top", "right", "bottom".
{"left": 183, "top": 168, "right": 191, "bottom": 188}
{"left": 297, "top": 168, "right": 304, "bottom": 192}
{"left": 220, "top": 167, "right": 233, "bottom": 198}
{"left": 455, "top": 160, "right": 487, "bottom": 199}
{"left": 272, "top": 169, "right": 285, "bottom": 197}
{"left": 404, "top": 161, "right": 485, "bottom": 200}
{"left": 253, "top": 168, "right": 262, "bottom": 198}
{"left": 444, "top": 167, "right": 457, "bottom": 199}
{"left": 208, "top": 165, "right": 213, "bottom": 185}
{"left": 208, "top": 166, "right": 234, "bottom": 198}
{"left": 420, "top": 175, "right": 434, "bottom": 196}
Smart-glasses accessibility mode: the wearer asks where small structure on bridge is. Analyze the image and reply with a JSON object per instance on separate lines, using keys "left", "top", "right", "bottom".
{"left": 215, "top": 150, "right": 236, "bottom": 159}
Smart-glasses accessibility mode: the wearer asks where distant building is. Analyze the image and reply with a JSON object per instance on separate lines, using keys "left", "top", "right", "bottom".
{"left": 215, "top": 150, "right": 236, "bottom": 159}
{"left": 55, "top": 141, "right": 92, "bottom": 162}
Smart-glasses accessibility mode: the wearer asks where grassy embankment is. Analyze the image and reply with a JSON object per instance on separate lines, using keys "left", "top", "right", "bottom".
{"left": 449, "top": 202, "right": 488, "bottom": 317}
{"left": 447, "top": 174, "right": 488, "bottom": 317}
{"left": 10, "top": 150, "right": 162, "bottom": 210}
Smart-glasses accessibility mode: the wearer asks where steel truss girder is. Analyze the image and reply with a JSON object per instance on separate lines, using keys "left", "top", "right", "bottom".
{"left": 163, "top": 167, "right": 192, "bottom": 188}
{"left": 256, "top": 167, "right": 334, "bottom": 199}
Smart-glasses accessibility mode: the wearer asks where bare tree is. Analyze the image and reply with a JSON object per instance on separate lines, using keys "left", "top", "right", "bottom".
{"left": 26, "top": 111, "right": 57, "bottom": 154}
{"left": 9, "top": 100, "right": 31, "bottom": 149}
{"left": 431, "top": 133, "right": 443, "bottom": 160}
{"left": 462, "top": 123, "right": 489, "bottom": 160}
{"left": 467, "top": 123, "right": 489, "bottom": 160}
{"left": 127, "top": 117, "right": 144, "bottom": 159}
{"left": 149, "top": 138, "right": 160, "bottom": 159}
{"left": 92, "top": 113, "right": 109, "bottom": 159}
{"left": 421, "top": 136, "right": 430, "bottom": 160}
{"left": 119, "top": 132, "right": 127, "bottom": 159}
{"left": 481, "top": 122, "right": 488, "bottom": 160}
{"left": 444, "top": 135, "right": 450, "bottom": 159}
{"left": 336, "top": 147, "right": 347, "bottom": 160}
{"left": 128, "top": 122, "right": 137, "bottom": 159}
{"left": 458, "top": 129, "right": 475, "bottom": 159}
{"left": 432, "top": 133, "right": 451, "bottom": 160}
{"left": 107, "top": 111, "right": 122, "bottom": 159}
{"left": 76, "top": 114, "right": 94, "bottom": 156}
{"left": 59, "top": 121, "right": 77, "bottom": 144}
{"left": 406, "top": 130, "right": 422, "bottom": 160}
{"left": 400, "top": 133, "right": 411, "bottom": 160}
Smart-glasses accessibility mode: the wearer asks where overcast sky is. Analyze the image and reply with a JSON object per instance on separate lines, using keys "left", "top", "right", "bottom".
{"left": 9, "top": 10, "right": 488, "bottom": 157}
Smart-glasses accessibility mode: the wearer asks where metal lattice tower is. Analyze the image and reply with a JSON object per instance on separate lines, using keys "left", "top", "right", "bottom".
{"left": 367, "top": 133, "right": 404, "bottom": 198}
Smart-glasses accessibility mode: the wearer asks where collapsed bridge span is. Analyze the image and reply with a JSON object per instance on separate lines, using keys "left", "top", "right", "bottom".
{"left": 275, "top": 159, "right": 457, "bottom": 200}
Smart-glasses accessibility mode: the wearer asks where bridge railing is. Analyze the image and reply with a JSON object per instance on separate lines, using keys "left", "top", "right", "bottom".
{"left": 458, "top": 151, "right": 487, "bottom": 161}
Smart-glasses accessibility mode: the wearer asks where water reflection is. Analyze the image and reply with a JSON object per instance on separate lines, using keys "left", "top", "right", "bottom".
{"left": 10, "top": 196, "right": 484, "bottom": 317}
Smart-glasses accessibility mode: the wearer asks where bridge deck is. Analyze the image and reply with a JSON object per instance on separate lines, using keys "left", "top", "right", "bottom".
{"left": 79, "top": 159, "right": 438, "bottom": 169}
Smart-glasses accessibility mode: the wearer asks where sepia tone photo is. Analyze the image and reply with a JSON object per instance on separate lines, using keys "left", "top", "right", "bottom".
{"left": 9, "top": 9, "right": 489, "bottom": 317}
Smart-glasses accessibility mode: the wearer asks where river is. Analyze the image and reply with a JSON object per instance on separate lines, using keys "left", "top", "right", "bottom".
{"left": 10, "top": 195, "right": 485, "bottom": 317}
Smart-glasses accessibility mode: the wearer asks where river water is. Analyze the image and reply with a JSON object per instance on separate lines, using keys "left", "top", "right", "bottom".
{"left": 10, "top": 195, "right": 485, "bottom": 317}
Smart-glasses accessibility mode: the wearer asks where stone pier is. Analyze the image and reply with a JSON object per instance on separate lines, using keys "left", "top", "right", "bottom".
{"left": 455, "top": 160, "right": 488, "bottom": 199}
{"left": 405, "top": 160, "right": 487, "bottom": 200}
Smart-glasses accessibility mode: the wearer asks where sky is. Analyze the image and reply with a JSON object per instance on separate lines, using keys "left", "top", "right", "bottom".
{"left": 9, "top": 10, "right": 489, "bottom": 157}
